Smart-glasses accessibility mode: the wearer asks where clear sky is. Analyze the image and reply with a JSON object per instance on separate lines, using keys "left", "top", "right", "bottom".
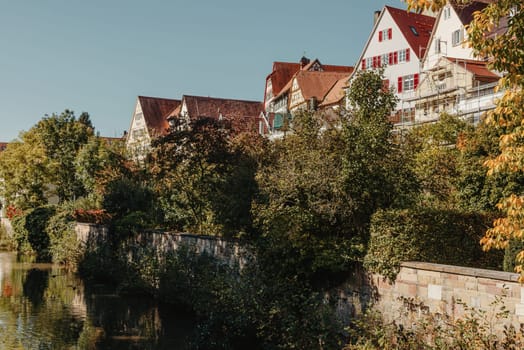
{"left": 0, "top": 0, "right": 405, "bottom": 141}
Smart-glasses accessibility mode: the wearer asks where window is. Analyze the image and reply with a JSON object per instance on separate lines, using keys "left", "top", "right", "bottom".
{"left": 366, "top": 57, "right": 373, "bottom": 70}
{"left": 452, "top": 29, "right": 463, "bottom": 46}
{"left": 435, "top": 38, "right": 441, "bottom": 54}
{"left": 443, "top": 7, "right": 451, "bottom": 20}
{"left": 398, "top": 48, "right": 410, "bottom": 63}
{"left": 403, "top": 75, "right": 415, "bottom": 91}
{"left": 397, "top": 73, "right": 419, "bottom": 93}
{"left": 382, "top": 53, "right": 389, "bottom": 66}
{"left": 379, "top": 28, "right": 392, "bottom": 42}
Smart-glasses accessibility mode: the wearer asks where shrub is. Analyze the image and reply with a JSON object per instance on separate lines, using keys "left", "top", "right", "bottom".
{"left": 11, "top": 206, "right": 56, "bottom": 260}
{"left": 47, "top": 206, "right": 82, "bottom": 266}
{"left": 365, "top": 207, "right": 503, "bottom": 281}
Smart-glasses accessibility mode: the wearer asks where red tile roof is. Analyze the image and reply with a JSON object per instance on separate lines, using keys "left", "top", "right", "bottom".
{"left": 138, "top": 96, "right": 181, "bottom": 136}
{"left": 267, "top": 62, "right": 301, "bottom": 98}
{"left": 266, "top": 59, "right": 355, "bottom": 101}
{"left": 445, "top": 57, "right": 500, "bottom": 82}
{"left": 180, "top": 95, "right": 263, "bottom": 133}
{"left": 386, "top": 6, "right": 436, "bottom": 59}
{"left": 449, "top": 0, "right": 490, "bottom": 25}
{"left": 320, "top": 77, "right": 349, "bottom": 107}
{"left": 296, "top": 71, "right": 352, "bottom": 101}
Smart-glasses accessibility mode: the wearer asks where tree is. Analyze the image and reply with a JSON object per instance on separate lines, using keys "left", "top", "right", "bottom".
{"left": 404, "top": 113, "right": 472, "bottom": 208}
{"left": 253, "top": 69, "right": 417, "bottom": 280}
{"left": 0, "top": 133, "right": 49, "bottom": 209}
{"left": 405, "top": 0, "right": 524, "bottom": 276}
{"left": 148, "top": 117, "right": 262, "bottom": 236}
{"left": 37, "top": 110, "right": 94, "bottom": 202}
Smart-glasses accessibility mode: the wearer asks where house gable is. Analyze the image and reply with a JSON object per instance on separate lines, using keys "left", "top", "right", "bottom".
{"left": 349, "top": 5, "right": 435, "bottom": 113}
{"left": 422, "top": 1, "right": 489, "bottom": 70}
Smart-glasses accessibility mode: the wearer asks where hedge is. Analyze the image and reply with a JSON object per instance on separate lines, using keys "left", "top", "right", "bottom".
{"left": 364, "top": 208, "right": 503, "bottom": 281}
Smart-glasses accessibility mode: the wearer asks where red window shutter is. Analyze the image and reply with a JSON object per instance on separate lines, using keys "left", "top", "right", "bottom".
{"left": 414, "top": 73, "right": 419, "bottom": 89}
{"left": 372, "top": 56, "right": 377, "bottom": 68}
{"left": 397, "top": 76, "right": 403, "bottom": 93}
{"left": 388, "top": 28, "right": 392, "bottom": 40}
{"left": 362, "top": 59, "right": 366, "bottom": 70}
{"left": 377, "top": 55, "right": 381, "bottom": 67}
{"left": 389, "top": 52, "right": 394, "bottom": 65}
{"left": 394, "top": 51, "right": 398, "bottom": 64}
{"left": 406, "top": 48, "right": 410, "bottom": 62}
{"left": 379, "top": 31, "right": 383, "bottom": 42}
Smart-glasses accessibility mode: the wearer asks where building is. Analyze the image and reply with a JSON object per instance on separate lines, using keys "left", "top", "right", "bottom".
{"left": 348, "top": 6, "right": 436, "bottom": 124}
{"left": 422, "top": 0, "right": 491, "bottom": 71}
{"left": 125, "top": 96, "right": 181, "bottom": 161}
{"left": 411, "top": 57, "right": 501, "bottom": 123}
{"left": 167, "top": 95, "right": 263, "bottom": 134}
{"left": 261, "top": 57, "right": 353, "bottom": 138}
{"left": 409, "top": 0, "right": 503, "bottom": 125}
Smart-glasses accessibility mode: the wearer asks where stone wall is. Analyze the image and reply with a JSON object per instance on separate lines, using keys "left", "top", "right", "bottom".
{"left": 74, "top": 223, "right": 249, "bottom": 268}
{"left": 0, "top": 218, "right": 13, "bottom": 237}
{"left": 373, "top": 261, "right": 524, "bottom": 333}
{"left": 74, "top": 224, "right": 521, "bottom": 333}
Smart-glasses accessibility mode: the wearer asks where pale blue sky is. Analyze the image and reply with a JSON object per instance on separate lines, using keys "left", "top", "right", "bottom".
{"left": 0, "top": 0, "right": 404, "bottom": 141}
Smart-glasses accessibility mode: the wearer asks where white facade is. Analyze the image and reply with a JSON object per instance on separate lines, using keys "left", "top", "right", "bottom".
{"left": 125, "top": 99, "right": 151, "bottom": 161}
{"left": 423, "top": 4, "right": 475, "bottom": 71}
{"left": 348, "top": 7, "right": 435, "bottom": 123}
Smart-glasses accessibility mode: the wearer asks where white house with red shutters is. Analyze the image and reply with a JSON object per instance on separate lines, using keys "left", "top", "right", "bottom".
{"left": 347, "top": 6, "right": 435, "bottom": 124}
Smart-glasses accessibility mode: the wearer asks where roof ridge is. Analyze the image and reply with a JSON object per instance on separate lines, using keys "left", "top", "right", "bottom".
{"left": 183, "top": 95, "right": 262, "bottom": 104}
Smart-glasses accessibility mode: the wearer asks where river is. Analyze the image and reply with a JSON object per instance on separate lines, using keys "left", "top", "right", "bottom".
{"left": 0, "top": 251, "right": 196, "bottom": 349}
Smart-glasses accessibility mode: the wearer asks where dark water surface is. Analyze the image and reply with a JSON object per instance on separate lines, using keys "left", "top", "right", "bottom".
{"left": 0, "top": 251, "right": 195, "bottom": 349}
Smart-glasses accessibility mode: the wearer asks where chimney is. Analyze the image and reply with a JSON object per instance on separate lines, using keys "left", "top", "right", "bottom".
{"left": 300, "top": 56, "right": 310, "bottom": 68}
{"left": 374, "top": 10, "right": 381, "bottom": 25}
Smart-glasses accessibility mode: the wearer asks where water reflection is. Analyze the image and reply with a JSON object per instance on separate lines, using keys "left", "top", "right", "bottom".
{"left": 0, "top": 252, "right": 195, "bottom": 349}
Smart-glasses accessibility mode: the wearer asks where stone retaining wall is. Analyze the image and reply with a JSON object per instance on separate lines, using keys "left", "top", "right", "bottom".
{"left": 74, "top": 223, "right": 522, "bottom": 333}
{"left": 374, "top": 261, "right": 524, "bottom": 333}
{"left": 74, "top": 223, "right": 249, "bottom": 268}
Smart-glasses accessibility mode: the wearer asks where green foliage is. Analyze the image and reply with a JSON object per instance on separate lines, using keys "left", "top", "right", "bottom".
{"left": 149, "top": 118, "right": 262, "bottom": 237}
{"left": 365, "top": 207, "right": 503, "bottom": 281}
{"left": 403, "top": 113, "right": 472, "bottom": 208}
{"left": 46, "top": 203, "right": 81, "bottom": 266}
{"left": 11, "top": 206, "right": 56, "bottom": 260}
{"left": 503, "top": 238, "right": 524, "bottom": 273}
{"left": 0, "top": 110, "right": 97, "bottom": 209}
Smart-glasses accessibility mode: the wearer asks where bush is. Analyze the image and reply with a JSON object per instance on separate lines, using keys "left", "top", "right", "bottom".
{"left": 11, "top": 206, "right": 56, "bottom": 260}
{"left": 47, "top": 206, "right": 82, "bottom": 266}
{"left": 503, "top": 238, "right": 524, "bottom": 273}
{"left": 365, "top": 207, "right": 503, "bottom": 281}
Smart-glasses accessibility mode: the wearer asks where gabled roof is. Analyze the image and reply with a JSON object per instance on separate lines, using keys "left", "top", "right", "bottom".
{"left": 444, "top": 57, "right": 500, "bottom": 82}
{"left": 137, "top": 96, "right": 181, "bottom": 136}
{"left": 177, "top": 95, "right": 263, "bottom": 133}
{"left": 266, "top": 59, "right": 354, "bottom": 98}
{"left": 267, "top": 62, "right": 301, "bottom": 97}
{"left": 386, "top": 6, "right": 436, "bottom": 59}
{"left": 182, "top": 95, "right": 263, "bottom": 120}
{"left": 296, "top": 71, "right": 352, "bottom": 101}
{"left": 449, "top": 0, "right": 491, "bottom": 26}
{"left": 276, "top": 70, "right": 352, "bottom": 102}
{"left": 320, "top": 77, "right": 349, "bottom": 107}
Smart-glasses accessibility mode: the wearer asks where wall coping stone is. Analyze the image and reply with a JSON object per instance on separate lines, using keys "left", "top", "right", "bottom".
{"left": 401, "top": 261, "right": 520, "bottom": 282}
